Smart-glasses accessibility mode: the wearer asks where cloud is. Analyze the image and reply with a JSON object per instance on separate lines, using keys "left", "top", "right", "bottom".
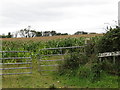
{"left": 0, "top": 0, "right": 119, "bottom": 34}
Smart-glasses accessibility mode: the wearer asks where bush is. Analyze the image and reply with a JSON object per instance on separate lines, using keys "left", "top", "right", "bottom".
{"left": 58, "top": 52, "right": 88, "bottom": 75}
{"left": 100, "top": 60, "right": 119, "bottom": 75}
{"left": 97, "top": 27, "right": 120, "bottom": 53}
{"left": 85, "top": 37, "right": 101, "bottom": 57}
{"left": 97, "top": 27, "right": 120, "bottom": 74}
{"left": 91, "top": 63, "right": 102, "bottom": 82}
{"left": 77, "top": 66, "right": 91, "bottom": 78}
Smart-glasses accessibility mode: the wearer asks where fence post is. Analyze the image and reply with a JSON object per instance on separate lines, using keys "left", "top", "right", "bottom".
{"left": 113, "top": 56, "right": 116, "bottom": 64}
{"left": 38, "top": 51, "right": 42, "bottom": 75}
{"left": 30, "top": 52, "right": 32, "bottom": 74}
{"left": 84, "top": 38, "right": 91, "bottom": 56}
{"left": 99, "top": 57, "right": 102, "bottom": 63}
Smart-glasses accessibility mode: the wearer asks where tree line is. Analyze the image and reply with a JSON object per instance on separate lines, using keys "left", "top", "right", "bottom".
{"left": 0, "top": 26, "right": 97, "bottom": 38}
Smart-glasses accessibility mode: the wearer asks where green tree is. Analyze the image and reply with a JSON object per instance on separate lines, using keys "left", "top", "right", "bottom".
{"left": 74, "top": 31, "right": 88, "bottom": 35}
{"left": 56, "top": 33, "right": 61, "bottom": 35}
{"left": 7, "top": 32, "right": 12, "bottom": 38}
{"left": 61, "top": 33, "right": 68, "bottom": 35}
{"left": 50, "top": 31, "right": 57, "bottom": 36}
{"left": 36, "top": 31, "right": 42, "bottom": 37}
{"left": 19, "top": 26, "right": 36, "bottom": 38}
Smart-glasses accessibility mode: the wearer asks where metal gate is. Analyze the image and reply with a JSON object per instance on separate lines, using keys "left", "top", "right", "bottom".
{"left": 0, "top": 51, "right": 32, "bottom": 75}
{"left": 38, "top": 46, "right": 85, "bottom": 75}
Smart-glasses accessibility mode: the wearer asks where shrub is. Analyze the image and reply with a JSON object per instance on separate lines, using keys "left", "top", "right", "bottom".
{"left": 77, "top": 66, "right": 91, "bottom": 78}
{"left": 97, "top": 27, "right": 120, "bottom": 53}
{"left": 85, "top": 37, "right": 101, "bottom": 57}
{"left": 91, "top": 63, "right": 102, "bottom": 82}
{"left": 97, "top": 27, "right": 120, "bottom": 74}
{"left": 58, "top": 52, "right": 88, "bottom": 76}
{"left": 100, "top": 60, "right": 119, "bottom": 75}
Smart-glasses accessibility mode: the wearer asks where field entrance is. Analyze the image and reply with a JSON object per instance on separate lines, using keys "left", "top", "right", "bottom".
{"left": 38, "top": 46, "right": 85, "bottom": 75}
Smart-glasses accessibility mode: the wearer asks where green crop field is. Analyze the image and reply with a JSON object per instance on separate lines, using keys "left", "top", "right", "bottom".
{"left": 1, "top": 34, "right": 119, "bottom": 88}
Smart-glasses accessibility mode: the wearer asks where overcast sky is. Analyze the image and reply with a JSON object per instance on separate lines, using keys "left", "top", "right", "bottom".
{"left": 0, "top": 0, "right": 119, "bottom": 35}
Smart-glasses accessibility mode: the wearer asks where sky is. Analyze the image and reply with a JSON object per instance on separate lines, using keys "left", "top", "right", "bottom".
{"left": 0, "top": 0, "right": 119, "bottom": 35}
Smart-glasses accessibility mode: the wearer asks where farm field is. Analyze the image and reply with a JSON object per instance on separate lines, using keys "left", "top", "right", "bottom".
{"left": 2, "top": 34, "right": 103, "bottom": 41}
{"left": 1, "top": 33, "right": 119, "bottom": 88}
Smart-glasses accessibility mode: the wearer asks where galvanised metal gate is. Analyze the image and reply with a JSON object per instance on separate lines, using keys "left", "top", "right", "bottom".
{"left": 0, "top": 51, "right": 32, "bottom": 75}
{"left": 38, "top": 46, "right": 85, "bottom": 75}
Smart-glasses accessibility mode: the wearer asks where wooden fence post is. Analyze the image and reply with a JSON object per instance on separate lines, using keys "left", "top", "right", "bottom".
{"left": 113, "top": 56, "right": 116, "bottom": 64}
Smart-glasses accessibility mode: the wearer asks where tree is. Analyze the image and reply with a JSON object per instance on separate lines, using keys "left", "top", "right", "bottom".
{"left": 0, "top": 34, "right": 7, "bottom": 38}
{"left": 13, "top": 31, "right": 19, "bottom": 38}
{"left": 0, "top": 32, "right": 12, "bottom": 38}
{"left": 36, "top": 31, "right": 42, "bottom": 37}
{"left": 50, "top": 31, "right": 57, "bottom": 36}
{"left": 30, "top": 30, "right": 36, "bottom": 37}
{"left": 19, "top": 29, "right": 28, "bottom": 37}
{"left": 19, "top": 26, "right": 36, "bottom": 38}
{"left": 7, "top": 32, "right": 12, "bottom": 38}
{"left": 89, "top": 32, "right": 97, "bottom": 34}
{"left": 43, "top": 31, "right": 51, "bottom": 36}
{"left": 56, "top": 33, "right": 62, "bottom": 35}
{"left": 61, "top": 33, "right": 68, "bottom": 35}
{"left": 74, "top": 31, "right": 88, "bottom": 35}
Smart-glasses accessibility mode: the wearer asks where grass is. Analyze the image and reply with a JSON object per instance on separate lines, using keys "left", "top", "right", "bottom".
{"left": 52, "top": 71, "right": 119, "bottom": 88}
{"left": 2, "top": 57, "right": 119, "bottom": 88}
{"left": 2, "top": 59, "right": 63, "bottom": 88}
{"left": 2, "top": 71, "right": 119, "bottom": 88}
